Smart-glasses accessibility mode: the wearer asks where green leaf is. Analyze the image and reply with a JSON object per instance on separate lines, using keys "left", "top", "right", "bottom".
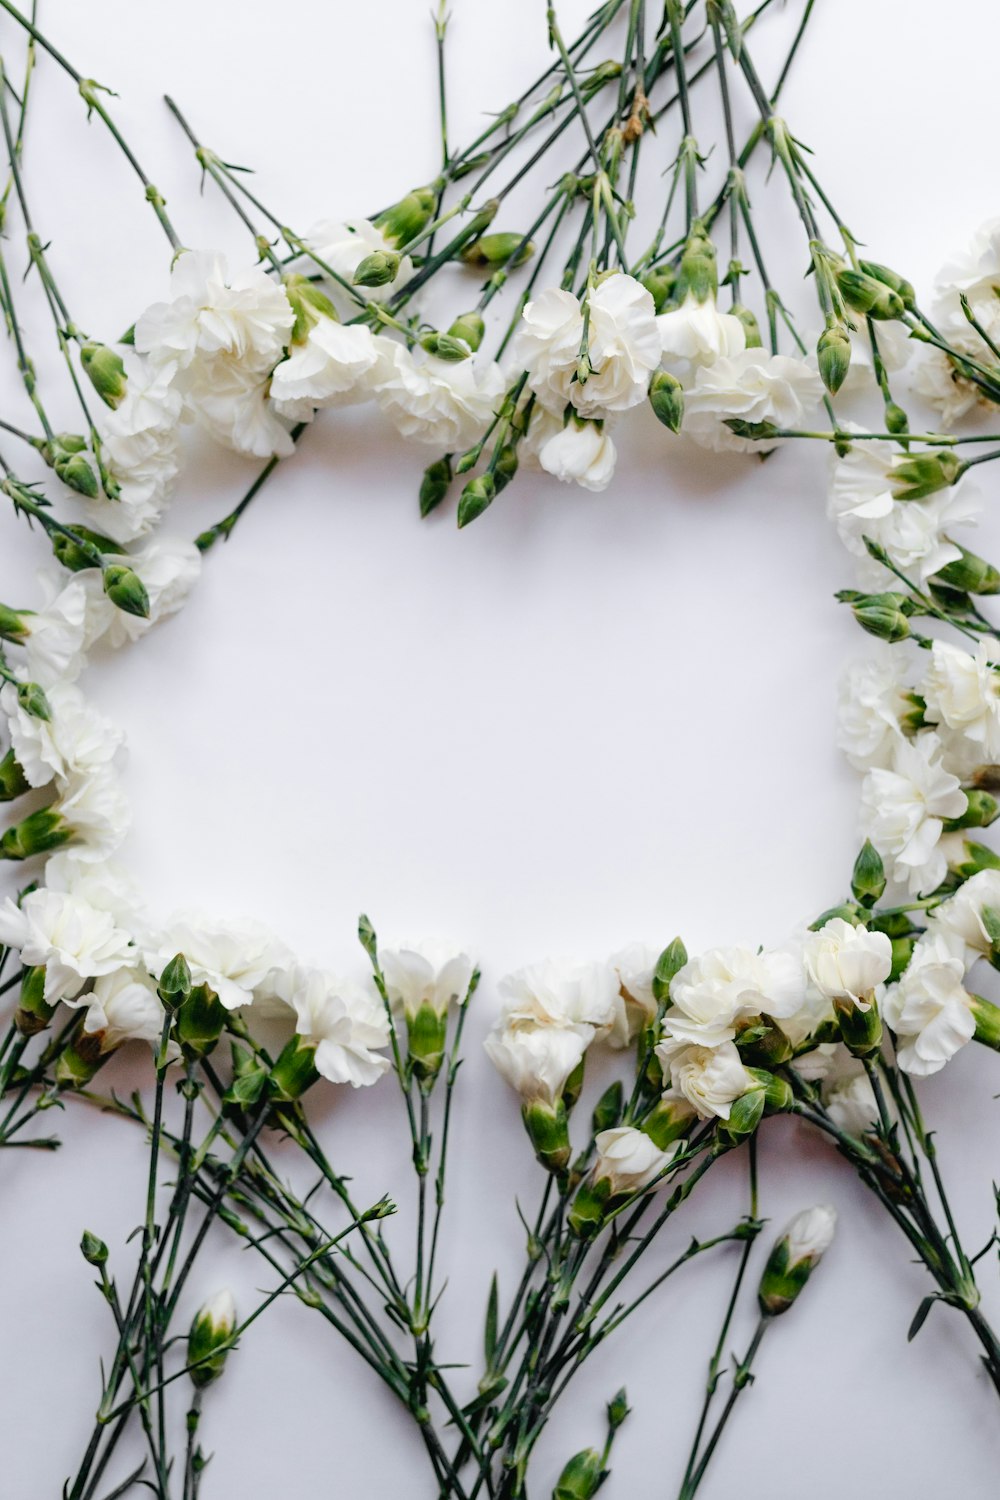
{"left": 908, "top": 1294, "right": 938, "bottom": 1342}
{"left": 484, "top": 1272, "right": 499, "bottom": 1364}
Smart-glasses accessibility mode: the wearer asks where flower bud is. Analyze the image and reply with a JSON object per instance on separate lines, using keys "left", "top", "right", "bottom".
{"left": 51, "top": 525, "right": 122, "bottom": 574}
{"left": 970, "top": 995, "right": 1000, "bottom": 1052}
{"left": 943, "top": 789, "right": 1000, "bottom": 832}
{"left": 858, "top": 259, "right": 916, "bottom": 312}
{"left": 0, "top": 807, "right": 70, "bottom": 861}
{"left": 817, "top": 323, "right": 851, "bottom": 395}
{"left": 405, "top": 1000, "right": 449, "bottom": 1084}
{"left": 81, "top": 1230, "right": 109, "bottom": 1266}
{"left": 80, "top": 342, "right": 128, "bottom": 409}
{"left": 283, "top": 273, "right": 339, "bottom": 342}
{"left": 57, "top": 450, "right": 100, "bottom": 499}
{"left": 0, "top": 603, "right": 30, "bottom": 646}
{"left": 651, "top": 936, "right": 688, "bottom": 1004}
{"left": 0, "top": 748, "right": 30, "bottom": 802}
{"left": 851, "top": 839, "right": 886, "bottom": 907}
{"left": 16, "top": 679, "right": 51, "bottom": 721}
{"left": 447, "top": 311, "right": 486, "bottom": 353}
{"left": 758, "top": 1204, "right": 836, "bottom": 1316}
{"left": 581, "top": 59, "right": 623, "bottom": 99}
{"left": 176, "top": 983, "right": 227, "bottom": 1057}
{"left": 492, "top": 443, "right": 519, "bottom": 495}
{"left": 419, "top": 456, "right": 453, "bottom": 518}
{"left": 722, "top": 418, "right": 778, "bottom": 442}
{"left": 607, "top": 1388, "right": 630, "bottom": 1430}
{"left": 269, "top": 1033, "right": 320, "bottom": 1101}
{"left": 884, "top": 402, "right": 909, "bottom": 436}
{"left": 353, "top": 250, "right": 402, "bottom": 288}
{"left": 677, "top": 222, "right": 718, "bottom": 304}
{"left": 933, "top": 546, "right": 1000, "bottom": 596}
{"left": 731, "top": 303, "right": 762, "bottom": 348}
{"left": 553, "top": 1448, "right": 605, "bottom": 1500}
{"left": 522, "top": 1098, "right": 571, "bottom": 1174}
{"left": 158, "top": 953, "right": 193, "bottom": 1010}
{"left": 457, "top": 473, "right": 496, "bottom": 529}
{"left": 419, "top": 331, "right": 472, "bottom": 363}
{"left": 640, "top": 265, "right": 676, "bottom": 313}
{"left": 734, "top": 1015, "right": 793, "bottom": 1069}
{"left": 591, "top": 1080, "right": 623, "bottom": 1135}
{"left": 836, "top": 267, "right": 905, "bottom": 321}
{"left": 374, "top": 185, "right": 437, "bottom": 248}
{"left": 188, "top": 1290, "right": 237, "bottom": 1388}
{"left": 102, "top": 564, "right": 150, "bottom": 619}
{"left": 850, "top": 592, "right": 911, "bottom": 643}
{"left": 648, "top": 371, "right": 685, "bottom": 433}
{"left": 890, "top": 450, "right": 961, "bottom": 502}
{"left": 14, "top": 965, "right": 54, "bottom": 1037}
{"left": 460, "top": 232, "right": 534, "bottom": 269}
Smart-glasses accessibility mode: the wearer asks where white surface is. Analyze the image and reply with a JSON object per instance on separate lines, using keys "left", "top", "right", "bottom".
{"left": 2, "top": 1, "right": 1000, "bottom": 1495}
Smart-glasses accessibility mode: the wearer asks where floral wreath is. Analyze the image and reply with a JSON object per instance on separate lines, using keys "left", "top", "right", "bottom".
{"left": 2, "top": 1, "right": 1000, "bottom": 1496}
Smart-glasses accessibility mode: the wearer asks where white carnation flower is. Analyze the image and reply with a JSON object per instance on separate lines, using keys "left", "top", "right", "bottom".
{"left": 911, "top": 345, "right": 981, "bottom": 426}
{"left": 607, "top": 942, "right": 658, "bottom": 1049}
{"left": 923, "top": 638, "right": 1000, "bottom": 761}
{"left": 593, "top": 1125, "right": 679, "bottom": 1194}
{"left": 1, "top": 680, "right": 124, "bottom": 788}
{"left": 269, "top": 965, "right": 390, "bottom": 1087}
{"left": 657, "top": 294, "right": 746, "bottom": 382}
{"left": 135, "top": 250, "right": 293, "bottom": 375}
{"left": 0, "top": 888, "right": 135, "bottom": 1002}
{"left": 53, "top": 769, "right": 131, "bottom": 862}
{"left": 146, "top": 915, "right": 292, "bottom": 1011}
{"left": 681, "top": 348, "right": 822, "bottom": 452}
{"left": 269, "top": 318, "right": 380, "bottom": 419}
{"left": 85, "top": 355, "right": 183, "bottom": 542}
{"left": 484, "top": 1020, "right": 591, "bottom": 1105}
{"left": 514, "top": 273, "right": 660, "bottom": 419}
{"left": 824, "top": 1063, "right": 881, "bottom": 1135}
{"left": 537, "top": 416, "right": 617, "bottom": 491}
{"left": 782, "top": 1203, "right": 837, "bottom": 1263}
{"left": 655, "top": 1038, "right": 755, "bottom": 1120}
{"left": 380, "top": 941, "right": 475, "bottom": 1020}
{"left": 860, "top": 732, "right": 966, "bottom": 895}
{"left": 21, "top": 575, "right": 91, "bottom": 685}
{"left": 664, "top": 944, "right": 804, "bottom": 1048}
{"left": 44, "top": 852, "right": 147, "bottom": 935}
{"left": 803, "top": 918, "right": 892, "bottom": 1009}
{"left": 497, "top": 958, "right": 619, "bottom": 1032}
{"left": 305, "top": 217, "right": 413, "bottom": 302}
{"left": 78, "top": 966, "right": 173, "bottom": 1056}
{"left": 929, "top": 869, "right": 1000, "bottom": 961}
{"left": 883, "top": 929, "right": 976, "bottom": 1076}
{"left": 372, "top": 338, "right": 505, "bottom": 449}
{"left": 837, "top": 652, "right": 913, "bottom": 771}
{"left": 929, "top": 217, "right": 1000, "bottom": 353}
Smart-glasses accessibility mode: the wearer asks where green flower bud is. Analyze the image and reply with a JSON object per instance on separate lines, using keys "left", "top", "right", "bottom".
{"left": 817, "top": 324, "right": 851, "bottom": 395}
{"left": 283, "top": 273, "right": 338, "bottom": 343}
{"left": 419, "top": 456, "right": 453, "bottom": 518}
{"left": 851, "top": 839, "right": 886, "bottom": 907}
{"left": 641, "top": 1093, "right": 695, "bottom": 1149}
{"left": 722, "top": 1084, "right": 766, "bottom": 1139}
{"left": 591, "top": 1081, "right": 623, "bottom": 1136}
{"left": 951, "top": 839, "right": 1000, "bottom": 879}
{"left": 353, "top": 250, "right": 402, "bottom": 288}
{"left": 80, "top": 342, "right": 128, "bottom": 409}
{"left": 809, "top": 901, "right": 861, "bottom": 930}
{"left": 0, "top": 807, "right": 70, "bottom": 861}
{"left": 447, "top": 311, "right": 486, "bottom": 352}
{"left": 457, "top": 473, "right": 496, "bottom": 528}
{"left": 607, "top": 1388, "right": 630, "bottom": 1430}
{"left": 648, "top": 370, "right": 685, "bottom": 433}
{"left": 51, "top": 526, "right": 123, "bottom": 573}
{"left": 269, "top": 1033, "right": 320, "bottom": 1101}
{"left": 419, "top": 331, "right": 472, "bottom": 362}
{"left": 651, "top": 936, "right": 688, "bottom": 1004}
{"left": 81, "top": 1230, "right": 109, "bottom": 1266}
{"left": 581, "top": 59, "right": 623, "bottom": 99}
{"left": 730, "top": 302, "right": 762, "bottom": 348}
{"left": 677, "top": 222, "right": 718, "bottom": 304}
{"left": 640, "top": 266, "right": 677, "bottom": 314}
{"left": 834, "top": 995, "right": 882, "bottom": 1057}
{"left": 14, "top": 966, "right": 54, "bottom": 1037}
{"left": 836, "top": 267, "right": 905, "bottom": 321}
{"left": 850, "top": 592, "right": 911, "bottom": 642}
{"left": 943, "top": 789, "right": 1000, "bottom": 832}
{"left": 176, "top": 983, "right": 227, "bottom": 1056}
{"left": 884, "top": 402, "right": 909, "bottom": 436}
{"left": 858, "top": 259, "right": 916, "bottom": 312}
{"left": 54, "top": 450, "right": 99, "bottom": 499}
{"left": 405, "top": 1000, "right": 449, "bottom": 1084}
{"left": 493, "top": 443, "right": 519, "bottom": 494}
{"left": 460, "top": 232, "right": 535, "bottom": 269}
{"left": 102, "top": 564, "right": 150, "bottom": 619}
{"left": 522, "top": 1098, "right": 571, "bottom": 1174}
{"left": 16, "top": 679, "right": 51, "bottom": 721}
{"left": 933, "top": 546, "right": 1000, "bottom": 596}
{"left": 567, "top": 1173, "right": 612, "bottom": 1239}
{"left": 554, "top": 1448, "right": 605, "bottom": 1500}
{"left": 0, "top": 603, "right": 30, "bottom": 645}
{"left": 188, "top": 1290, "right": 237, "bottom": 1389}
{"left": 157, "top": 952, "right": 192, "bottom": 1009}
{"left": 758, "top": 1205, "right": 836, "bottom": 1316}
{"left": 890, "top": 450, "right": 962, "bottom": 501}
{"left": 722, "top": 417, "right": 779, "bottom": 442}
{"left": 0, "top": 748, "right": 30, "bottom": 802}
{"left": 374, "top": 185, "right": 437, "bottom": 248}
{"left": 734, "top": 1015, "right": 793, "bottom": 1069}
{"left": 970, "top": 995, "right": 1000, "bottom": 1052}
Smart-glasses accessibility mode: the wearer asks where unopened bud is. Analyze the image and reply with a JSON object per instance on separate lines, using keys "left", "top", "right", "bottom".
{"left": 817, "top": 323, "right": 851, "bottom": 394}
{"left": 890, "top": 450, "right": 961, "bottom": 501}
{"left": 836, "top": 267, "right": 905, "bottom": 321}
{"left": 884, "top": 402, "right": 909, "bottom": 436}
{"left": 858, "top": 260, "right": 916, "bottom": 312}
{"left": 850, "top": 592, "right": 911, "bottom": 643}
{"left": 457, "top": 473, "right": 496, "bottom": 528}
{"left": 944, "top": 789, "right": 1000, "bottom": 832}
{"left": 851, "top": 839, "right": 886, "bottom": 906}
{"left": 731, "top": 303, "right": 762, "bottom": 348}
{"left": 649, "top": 370, "right": 685, "bottom": 433}
{"left": 461, "top": 232, "right": 534, "bottom": 269}
{"left": 493, "top": 443, "right": 519, "bottom": 494}
{"left": 52, "top": 526, "right": 122, "bottom": 574}
{"left": 0, "top": 748, "right": 30, "bottom": 802}
{"left": 81, "top": 1230, "right": 109, "bottom": 1266}
{"left": 554, "top": 1448, "right": 605, "bottom": 1500}
{"left": 374, "top": 185, "right": 437, "bottom": 248}
{"left": 758, "top": 1204, "right": 836, "bottom": 1315}
{"left": 188, "top": 1290, "right": 237, "bottom": 1388}
{"left": 80, "top": 342, "right": 128, "bottom": 409}
{"left": 651, "top": 937, "right": 688, "bottom": 1003}
{"left": 677, "top": 222, "right": 718, "bottom": 304}
{"left": 102, "top": 564, "right": 150, "bottom": 619}
{"left": 0, "top": 603, "right": 30, "bottom": 645}
{"left": 419, "top": 456, "right": 453, "bottom": 518}
{"left": 934, "top": 546, "right": 1000, "bottom": 596}
{"left": 0, "top": 807, "right": 69, "bottom": 861}
{"left": 447, "top": 311, "right": 485, "bottom": 352}
{"left": 419, "top": 331, "right": 471, "bottom": 363}
{"left": 16, "top": 680, "right": 51, "bottom": 721}
{"left": 353, "top": 250, "right": 402, "bottom": 288}
{"left": 640, "top": 265, "right": 676, "bottom": 313}
{"left": 158, "top": 952, "right": 193, "bottom": 1010}
{"left": 581, "top": 59, "right": 622, "bottom": 99}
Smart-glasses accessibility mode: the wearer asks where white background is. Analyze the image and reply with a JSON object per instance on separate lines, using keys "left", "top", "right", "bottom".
{"left": 2, "top": 1, "right": 1000, "bottom": 1495}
